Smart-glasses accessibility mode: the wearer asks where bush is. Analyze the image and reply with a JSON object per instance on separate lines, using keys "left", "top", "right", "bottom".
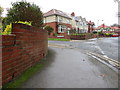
{"left": 2, "top": 24, "right": 12, "bottom": 35}
{"left": 104, "top": 33, "right": 112, "bottom": 36}
{"left": 70, "top": 33, "right": 85, "bottom": 36}
{"left": 92, "top": 31, "right": 97, "bottom": 34}
{"left": 98, "top": 31, "right": 104, "bottom": 35}
{"left": 53, "top": 33, "right": 58, "bottom": 36}
{"left": 44, "top": 26, "right": 54, "bottom": 35}
{"left": 2, "top": 21, "right": 32, "bottom": 35}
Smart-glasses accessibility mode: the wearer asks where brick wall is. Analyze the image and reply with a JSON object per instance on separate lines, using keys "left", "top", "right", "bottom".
{"left": 44, "top": 22, "right": 72, "bottom": 36}
{"left": 48, "top": 34, "right": 94, "bottom": 40}
{"left": 44, "top": 22, "right": 57, "bottom": 34}
{"left": 69, "top": 34, "right": 93, "bottom": 40}
{"left": 2, "top": 23, "right": 48, "bottom": 85}
{"left": 69, "top": 35, "right": 86, "bottom": 40}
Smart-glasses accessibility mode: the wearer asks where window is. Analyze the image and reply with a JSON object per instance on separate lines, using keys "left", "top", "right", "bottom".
{"left": 80, "top": 22, "right": 83, "bottom": 26}
{"left": 67, "top": 19, "right": 70, "bottom": 24}
{"left": 58, "top": 17, "right": 63, "bottom": 22}
{"left": 58, "top": 25, "right": 66, "bottom": 33}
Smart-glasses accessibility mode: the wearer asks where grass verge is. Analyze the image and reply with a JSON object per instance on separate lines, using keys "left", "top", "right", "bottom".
{"left": 48, "top": 38, "right": 70, "bottom": 41}
{"left": 2, "top": 59, "right": 46, "bottom": 88}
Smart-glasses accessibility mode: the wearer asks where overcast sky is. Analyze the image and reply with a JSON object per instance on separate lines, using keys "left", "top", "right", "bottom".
{"left": 0, "top": 0, "right": 118, "bottom": 26}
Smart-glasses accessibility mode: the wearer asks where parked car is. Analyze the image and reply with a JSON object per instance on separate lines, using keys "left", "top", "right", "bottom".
{"left": 111, "top": 34, "right": 119, "bottom": 37}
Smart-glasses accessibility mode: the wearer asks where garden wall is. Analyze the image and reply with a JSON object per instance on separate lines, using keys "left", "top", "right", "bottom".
{"left": 69, "top": 35, "right": 85, "bottom": 40}
{"left": 48, "top": 34, "right": 93, "bottom": 40}
{"left": 70, "top": 34, "right": 93, "bottom": 40}
{"left": 2, "top": 23, "right": 48, "bottom": 85}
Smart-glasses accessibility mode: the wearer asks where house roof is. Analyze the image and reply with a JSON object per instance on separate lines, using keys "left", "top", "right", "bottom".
{"left": 96, "top": 24, "right": 108, "bottom": 30}
{"left": 96, "top": 24, "right": 120, "bottom": 30}
{"left": 72, "top": 16, "right": 84, "bottom": 22}
{"left": 44, "top": 9, "right": 72, "bottom": 19}
{"left": 111, "top": 26, "right": 120, "bottom": 30}
{"left": 97, "top": 24, "right": 109, "bottom": 29}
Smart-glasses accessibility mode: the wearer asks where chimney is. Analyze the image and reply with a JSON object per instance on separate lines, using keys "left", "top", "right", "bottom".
{"left": 71, "top": 12, "right": 75, "bottom": 16}
{"left": 102, "top": 24, "right": 105, "bottom": 28}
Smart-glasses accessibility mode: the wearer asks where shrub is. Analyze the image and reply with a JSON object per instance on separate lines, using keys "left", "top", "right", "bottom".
{"left": 2, "top": 21, "right": 32, "bottom": 35}
{"left": 44, "top": 26, "right": 54, "bottom": 35}
{"left": 104, "top": 33, "right": 112, "bottom": 36}
{"left": 2, "top": 24, "right": 12, "bottom": 35}
{"left": 53, "top": 33, "right": 58, "bottom": 36}
{"left": 70, "top": 33, "right": 85, "bottom": 36}
{"left": 92, "top": 31, "right": 97, "bottom": 34}
{"left": 98, "top": 31, "right": 104, "bottom": 35}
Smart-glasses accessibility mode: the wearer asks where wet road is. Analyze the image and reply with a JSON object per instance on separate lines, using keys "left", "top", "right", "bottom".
{"left": 96, "top": 37, "right": 118, "bottom": 61}
{"left": 22, "top": 47, "right": 118, "bottom": 88}
{"left": 48, "top": 37, "right": 119, "bottom": 61}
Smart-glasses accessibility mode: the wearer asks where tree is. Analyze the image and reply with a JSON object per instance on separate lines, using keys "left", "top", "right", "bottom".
{"left": 44, "top": 26, "right": 54, "bottom": 35}
{"left": 4, "top": 1, "right": 43, "bottom": 28}
{"left": 0, "top": 6, "right": 3, "bottom": 30}
{"left": 0, "top": 6, "right": 3, "bottom": 18}
{"left": 111, "top": 24, "right": 120, "bottom": 27}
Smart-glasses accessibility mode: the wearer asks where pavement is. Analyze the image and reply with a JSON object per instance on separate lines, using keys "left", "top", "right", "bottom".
{"left": 21, "top": 46, "right": 118, "bottom": 88}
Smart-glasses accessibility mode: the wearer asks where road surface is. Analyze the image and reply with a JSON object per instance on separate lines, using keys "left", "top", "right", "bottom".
{"left": 22, "top": 46, "right": 118, "bottom": 88}
{"left": 49, "top": 37, "right": 119, "bottom": 61}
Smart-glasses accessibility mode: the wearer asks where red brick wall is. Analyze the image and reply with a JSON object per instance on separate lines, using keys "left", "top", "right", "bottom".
{"left": 70, "top": 35, "right": 86, "bottom": 40}
{"left": 2, "top": 23, "right": 48, "bottom": 85}
{"left": 69, "top": 34, "right": 93, "bottom": 40}
{"left": 44, "top": 22, "right": 57, "bottom": 34}
{"left": 44, "top": 22, "right": 72, "bottom": 35}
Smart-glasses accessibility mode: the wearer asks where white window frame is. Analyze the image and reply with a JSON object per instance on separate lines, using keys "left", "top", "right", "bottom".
{"left": 58, "top": 25, "right": 66, "bottom": 33}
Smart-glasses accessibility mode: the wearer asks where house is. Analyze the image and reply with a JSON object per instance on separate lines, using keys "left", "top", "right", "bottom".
{"left": 44, "top": 9, "right": 94, "bottom": 37}
{"left": 96, "top": 24, "right": 118, "bottom": 33}
{"left": 70, "top": 12, "right": 88, "bottom": 33}
{"left": 111, "top": 26, "right": 120, "bottom": 35}
{"left": 43, "top": 9, "right": 72, "bottom": 36}
{"left": 82, "top": 18, "right": 88, "bottom": 33}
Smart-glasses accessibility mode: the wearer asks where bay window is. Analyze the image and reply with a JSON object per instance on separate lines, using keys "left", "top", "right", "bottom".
{"left": 58, "top": 25, "right": 66, "bottom": 33}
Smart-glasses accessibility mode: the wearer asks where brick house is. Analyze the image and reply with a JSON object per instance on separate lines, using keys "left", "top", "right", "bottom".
{"left": 43, "top": 9, "right": 72, "bottom": 36}
{"left": 96, "top": 24, "right": 120, "bottom": 33}
{"left": 43, "top": 9, "right": 95, "bottom": 38}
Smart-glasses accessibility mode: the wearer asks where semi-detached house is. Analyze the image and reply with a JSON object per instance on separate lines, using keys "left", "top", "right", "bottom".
{"left": 70, "top": 12, "right": 88, "bottom": 33}
{"left": 43, "top": 9, "right": 94, "bottom": 36}
{"left": 44, "top": 9, "right": 72, "bottom": 35}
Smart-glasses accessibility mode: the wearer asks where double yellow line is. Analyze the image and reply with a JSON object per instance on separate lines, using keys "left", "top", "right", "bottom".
{"left": 86, "top": 51, "right": 120, "bottom": 70}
